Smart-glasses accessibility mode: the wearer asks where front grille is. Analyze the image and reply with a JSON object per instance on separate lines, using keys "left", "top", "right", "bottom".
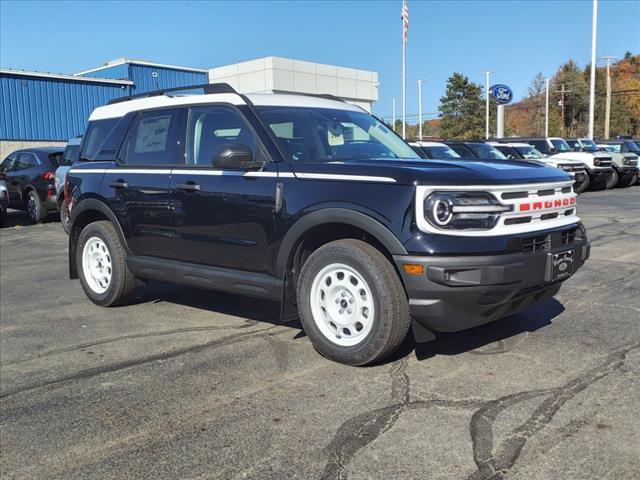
{"left": 521, "top": 234, "right": 549, "bottom": 253}
{"left": 520, "top": 226, "right": 579, "bottom": 254}
{"left": 559, "top": 164, "right": 586, "bottom": 173}
{"left": 596, "top": 157, "right": 612, "bottom": 167}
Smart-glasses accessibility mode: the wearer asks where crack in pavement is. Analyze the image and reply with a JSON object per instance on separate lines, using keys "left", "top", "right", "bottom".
{"left": 467, "top": 340, "right": 639, "bottom": 479}
{"left": 319, "top": 341, "right": 639, "bottom": 480}
{"left": 0, "top": 326, "right": 284, "bottom": 400}
{"left": 1, "top": 321, "right": 260, "bottom": 366}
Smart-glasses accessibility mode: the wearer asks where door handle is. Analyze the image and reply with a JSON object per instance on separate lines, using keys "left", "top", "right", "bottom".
{"left": 109, "top": 180, "right": 129, "bottom": 189}
{"left": 176, "top": 182, "right": 202, "bottom": 191}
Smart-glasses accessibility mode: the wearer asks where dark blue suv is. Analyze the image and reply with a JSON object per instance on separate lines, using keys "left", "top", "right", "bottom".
{"left": 65, "top": 84, "right": 590, "bottom": 365}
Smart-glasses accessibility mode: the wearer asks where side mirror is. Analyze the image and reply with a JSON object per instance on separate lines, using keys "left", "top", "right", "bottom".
{"left": 212, "top": 143, "right": 264, "bottom": 170}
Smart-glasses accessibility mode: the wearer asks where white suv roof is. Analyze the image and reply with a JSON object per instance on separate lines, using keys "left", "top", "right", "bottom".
{"left": 488, "top": 142, "right": 535, "bottom": 148}
{"left": 408, "top": 141, "right": 448, "bottom": 147}
{"left": 90, "top": 92, "right": 361, "bottom": 121}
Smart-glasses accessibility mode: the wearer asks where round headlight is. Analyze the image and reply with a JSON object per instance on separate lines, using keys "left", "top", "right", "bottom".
{"left": 431, "top": 198, "right": 453, "bottom": 226}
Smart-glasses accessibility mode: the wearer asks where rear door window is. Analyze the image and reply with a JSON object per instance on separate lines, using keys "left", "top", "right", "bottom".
{"left": 125, "top": 109, "right": 185, "bottom": 166}
{"left": 14, "top": 153, "right": 38, "bottom": 171}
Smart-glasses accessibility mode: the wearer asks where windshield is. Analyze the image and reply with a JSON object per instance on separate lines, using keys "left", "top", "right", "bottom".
{"left": 579, "top": 139, "right": 599, "bottom": 152}
{"left": 468, "top": 144, "right": 507, "bottom": 160}
{"left": 255, "top": 106, "right": 420, "bottom": 162}
{"left": 424, "top": 145, "right": 460, "bottom": 159}
{"left": 624, "top": 140, "right": 640, "bottom": 153}
{"left": 550, "top": 139, "right": 572, "bottom": 152}
{"left": 515, "top": 145, "right": 544, "bottom": 159}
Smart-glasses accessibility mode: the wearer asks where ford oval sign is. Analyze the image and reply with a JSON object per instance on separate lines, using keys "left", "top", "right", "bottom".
{"left": 490, "top": 84, "right": 513, "bottom": 104}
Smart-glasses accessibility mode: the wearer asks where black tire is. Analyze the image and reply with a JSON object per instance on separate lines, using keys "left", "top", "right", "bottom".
{"left": 589, "top": 174, "right": 608, "bottom": 191}
{"left": 573, "top": 174, "right": 590, "bottom": 194}
{"left": 60, "top": 197, "right": 71, "bottom": 235}
{"left": 26, "top": 190, "right": 47, "bottom": 224}
{"left": 616, "top": 172, "right": 637, "bottom": 188}
{"left": 605, "top": 169, "right": 619, "bottom": 189}
{"left": 296, "top": 239, "right": 410, "bottom": 366}
{"left": 76, "top": 220, "right": 136, "bottom": 307}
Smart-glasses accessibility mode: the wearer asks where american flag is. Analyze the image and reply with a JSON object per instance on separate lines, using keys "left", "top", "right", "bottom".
{"left": 401, "top": 0, "right": 409, "bottom": 44}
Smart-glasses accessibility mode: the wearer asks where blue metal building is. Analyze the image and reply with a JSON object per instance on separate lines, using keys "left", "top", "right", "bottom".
{"left": 1, "top": 58, "right": 208, "bottom": 142}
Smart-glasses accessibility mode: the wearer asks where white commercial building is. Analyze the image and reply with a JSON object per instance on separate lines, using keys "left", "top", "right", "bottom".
{"left": 209, "top": 56, "right": 379, "bottom": 112}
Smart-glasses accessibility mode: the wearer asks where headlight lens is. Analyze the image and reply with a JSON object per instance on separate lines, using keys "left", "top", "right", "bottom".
{"left": 594, "top": 158, "right": 601, "bottom": 166}
{"left": 424, "top": 192, "right": 511, "bottom": 230}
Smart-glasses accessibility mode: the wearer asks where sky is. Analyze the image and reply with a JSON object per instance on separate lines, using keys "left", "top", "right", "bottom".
{"left": 1, "top": 0, "right": 639, "bottom": 122}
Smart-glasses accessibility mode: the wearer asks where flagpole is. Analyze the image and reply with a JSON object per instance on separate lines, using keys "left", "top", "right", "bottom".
{"left": 401, "top": 0, "right": 407, "bottom": 139}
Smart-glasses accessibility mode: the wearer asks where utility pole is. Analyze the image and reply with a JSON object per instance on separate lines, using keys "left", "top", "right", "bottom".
{"left": 392, "top": 98, "right": 397, "bottom": 133}
{"left": 588, "top": 0, "right": 598, "bottom": 139}
{"left": 545, "top": 78, "right": 550, "bottom": 137}
{"left": 483, "top": 71, "right": 493, "bottom": 139}
{"left": 556, "top": 84, "right": 572, "bottom": 136}
{"left": 416, "top": 80, "right": 424, "bottom": 139}
{"left": 599, "top": 56, "right": 617, "bottom": 139}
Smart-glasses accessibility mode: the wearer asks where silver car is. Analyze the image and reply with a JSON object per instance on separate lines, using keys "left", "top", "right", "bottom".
{"left": 55, "top": 136, "right": 82, "bottom": 233}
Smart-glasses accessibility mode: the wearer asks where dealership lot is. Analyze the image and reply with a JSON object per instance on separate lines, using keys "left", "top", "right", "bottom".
{"left": 0, "top": 188, "right": 638, "bottom": 480}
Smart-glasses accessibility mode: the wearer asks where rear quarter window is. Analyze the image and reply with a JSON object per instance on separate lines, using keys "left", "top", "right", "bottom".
{"left": 81, "top": 118, "right": 119, "bottom": 160}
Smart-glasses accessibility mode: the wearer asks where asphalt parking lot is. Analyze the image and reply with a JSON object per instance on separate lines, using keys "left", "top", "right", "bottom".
{"left": 1, "top": 187, "right": 639, "bottom": 480}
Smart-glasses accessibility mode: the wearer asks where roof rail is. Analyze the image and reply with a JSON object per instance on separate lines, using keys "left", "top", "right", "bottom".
{"left": 270, "top": 90, "right": 346, "bottom": 103}
{"left": 107, "top": 83, "right": 238, "bottom": 105}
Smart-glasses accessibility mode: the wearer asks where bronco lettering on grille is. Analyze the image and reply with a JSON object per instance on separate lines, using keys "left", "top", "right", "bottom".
{"left": 519, "top": 197, "right": 576, "bottom": 212}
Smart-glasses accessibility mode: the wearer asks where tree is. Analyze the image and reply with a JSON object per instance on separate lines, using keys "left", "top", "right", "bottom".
{"left": 438, "top": 73, "right": 484, "bottom": 139}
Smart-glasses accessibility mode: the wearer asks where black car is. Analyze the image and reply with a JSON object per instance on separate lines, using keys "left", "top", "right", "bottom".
{"left": 444, "top": 141, "right": 508, "bottom": 160}
{"left": 0, "top": 148, "right": 63, "bottom": 223}
{"left": 65, "top": 84, "right": 589, "bottom": 366}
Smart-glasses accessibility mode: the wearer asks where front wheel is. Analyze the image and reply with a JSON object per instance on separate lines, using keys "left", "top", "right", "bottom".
{"left": 617, "top": 172, "right": 637, "bottom": 188}
{"left": 297, "top": 239, "right": 410, "bottom": 366}
{"left": 605, "top": 169, "right": 619, "bottom": 189}
{"left": 573, "top": 174, "right": 590, "bottom": 194}
{"left": 77, "top": 220, "right": 137, "bottom": 306}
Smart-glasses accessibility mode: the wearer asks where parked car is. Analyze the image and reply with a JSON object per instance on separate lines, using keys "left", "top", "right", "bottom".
{"left": 568, "top": 138, "right": 638, "bottom": 188}
{"left": 0, "top": 173, "right": 8, "bottom": 226}
{"left": 444, "top": 141, "right": 508, "bottom": 160}
{"left": 515, "top": 137, "right": 613, "bottom": 190}
{"left": 56, "top": 136, "right": 82, "bottom": 234}
{"left": 0, "top": 148, "right": 63, "bottom": 223}
{"left": 408, "top": 141, "right": 461, "bottom": 159}
{"left": 65, "top": 84, "right": 590, "bottom": 366}
{"left": 489, "top": 142, "right": 590, "bottom": 193}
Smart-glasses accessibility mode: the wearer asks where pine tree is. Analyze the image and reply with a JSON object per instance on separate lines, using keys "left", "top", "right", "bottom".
{"left": 438, "top": 73, "right": 484, "bottom": 139}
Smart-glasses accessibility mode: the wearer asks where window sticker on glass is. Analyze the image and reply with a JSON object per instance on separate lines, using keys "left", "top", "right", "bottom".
{"left": 135, "top": 115, "right": 171, "bottom": 153}
{"left": 327, "top": 121, "right": 344, "bottom": 146}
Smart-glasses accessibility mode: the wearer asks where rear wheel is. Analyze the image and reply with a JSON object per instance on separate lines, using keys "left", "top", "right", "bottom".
{"left": 297, "top": 239, "right": 410, "bottom": 366}
{"left": 59, "top": 197, "right": 71, "bottom": 234}
{"left": 77, "top": 220, "right": 136, "bottom": 306}
{"left": 26, "top": 190, "right": 47, "bottom": 224}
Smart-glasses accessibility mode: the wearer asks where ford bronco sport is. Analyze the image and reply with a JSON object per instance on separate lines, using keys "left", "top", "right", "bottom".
{"left": 65, "top": 84, "right": 590, "bottom": 366}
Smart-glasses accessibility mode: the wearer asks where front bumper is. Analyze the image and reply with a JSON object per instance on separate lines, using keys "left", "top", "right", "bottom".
{"left": 394, "top": 235, "right": 590, "bottom": 333}
{"left": 586, "top": 167, "right": 613, "bottom": 179}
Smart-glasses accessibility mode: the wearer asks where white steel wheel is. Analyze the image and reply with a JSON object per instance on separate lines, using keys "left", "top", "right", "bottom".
{"left": 82, "top": 236, "right": 113, "bottom": 294}
{"left": 309, "top": 262, "right": 375, "bottom": 347}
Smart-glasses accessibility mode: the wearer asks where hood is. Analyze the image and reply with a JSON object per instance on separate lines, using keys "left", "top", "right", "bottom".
{"left": 288, "top": 158, "right": 571, "bottom": 186}
{"left": 549, "top": 152, "right": 602, "bottom": 162}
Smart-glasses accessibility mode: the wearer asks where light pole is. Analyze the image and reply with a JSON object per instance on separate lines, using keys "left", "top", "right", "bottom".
{"left": 416, "top": 80, "right": 424, "bottom": 139}
{"left": 588, "top": 0, "right": 598, "bottom": 139}
{"left": 599, "top": 56, "right": 616, "bottom": 139}
{"left": 392, "top": 98, "right": 397, "bottom": 133}
{"left": 483, "top": 71, "right": 493, "bottom": 139}
{"left": 545, "top": 78, "right": 550, "bottom": 137}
